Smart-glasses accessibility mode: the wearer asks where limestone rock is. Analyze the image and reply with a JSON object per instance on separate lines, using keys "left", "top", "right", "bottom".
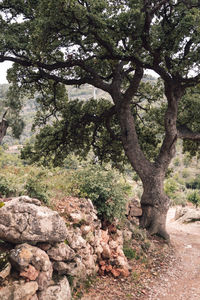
{"left": 53, "top": 257, "right": 86, "bottom": 278}
{"left": 174, "top": 207, "right": 189, "bottom": 220}
{"left": 66, "top": 231, "right": 87, "bottom": 249}
{"left": 176, "top": 207, "right": 200, "bottom": 223}
{"left": 30, "top": 295, "right": 39, "bottom": 300}
{"left": 38, "top": 277, "right": 71, "bottom": 300}
{"left": 47, "top": 242, "right": 75, "bottom": 262}
{"left": 126, "top": 199, "right": 142, "bottom": 217}
{"left": 0, "top": 196, "right": 68, "bottom": 244}
{"left": 0, "top": 280, "right": 38, "bottom": 300}
{"left": 0, "top": 261, "right": 11, "bottom": 280}
{"left": 101, "top": 243, "right": 111, "bottom": 259}
{"left": 69, "top": 212, "right": 83, "bottom": 223}
{"left": 9, "top": 244, "right": 53, "bottom": 291}
{"left": 122, "top": 229, "right": 133, "bottom": 242}
{"left": 81, "top": 225, "right": 92, "bottom": 235}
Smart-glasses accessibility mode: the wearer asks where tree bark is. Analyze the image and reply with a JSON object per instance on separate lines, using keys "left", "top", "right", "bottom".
{"left": 140, "top": 171, "right": 170, "bottom": 241}
{"left": 116, "top": 82, "right": 183, "bottom": 240}
{"left": 0, "top": 118, "right": 8, "bottom": 144}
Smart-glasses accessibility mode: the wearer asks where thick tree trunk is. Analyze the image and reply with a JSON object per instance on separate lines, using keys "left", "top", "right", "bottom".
{"left": 118, "top": 106, "right": 171, "bottom": 239}
{"left": 140, "top": 175, "right": 170, "bottom": 241}
{"left": 112, "top": 75, "right": 182, "bottom": 241}
{"left": 117, "top": 96, "right": 177, "bottom": 241}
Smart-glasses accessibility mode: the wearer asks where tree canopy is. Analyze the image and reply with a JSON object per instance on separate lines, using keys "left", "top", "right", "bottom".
{"left": 1, "top": 0, "right": 200, "bottom": 239}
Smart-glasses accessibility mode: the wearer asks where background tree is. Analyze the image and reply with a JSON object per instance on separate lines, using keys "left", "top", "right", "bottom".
{"left": 0, "top": 84, "right": 24, "bottom": 144}
{"left": 0, "top": 0, "right": 200, "bottom": 240}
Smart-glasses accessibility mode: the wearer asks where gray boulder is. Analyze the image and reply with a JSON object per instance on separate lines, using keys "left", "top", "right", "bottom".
{"left": 9, "top": 243, "right": 53, "bottom": 291}
{"left": 0, "top": 196, "right": 68, "bottom": 244}
{"left": 47, "top": 242, "right": 75, "bottom": 262}
{"left": 0, "top": 280, "right": 38, "bottom": 300}
{"left": 176, "top": 207, "right": 200, "bottom": 223}
{"left": 38, "top": 277, "right": 71, "bottom": 300}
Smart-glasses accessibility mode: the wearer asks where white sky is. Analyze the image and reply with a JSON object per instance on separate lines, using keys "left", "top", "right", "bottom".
{"left": 0, "top": 61, "right": 159, "bottom": 85}
{"left": 0, "top": 61, "right": 13, "bottom": 84}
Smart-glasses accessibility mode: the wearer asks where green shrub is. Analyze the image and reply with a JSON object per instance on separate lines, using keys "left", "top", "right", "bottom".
{"left": 164, "top": 178, "right": 179, "bottom": 199}
{"left": 182, "top": 168, "right": 190, "bottom": 178}
{"left": 183, "top": 154, "right": 192, "bottom": 167}
{"left": 186, "top": 175, "right": 200, "bottom": 190}
{"left": 169, "top": 191, "right": 187, "bottom": 206}
{"left": 187, "top": 191, "right": 200, "bottom": 207}
{"left": 25, "top": 176, "right": 49, "bottom": 204}
{"left": 174, "top": 158, "right": 180, "bottom": 167}
{"left": 0, "top": 175, "right": 17, "bottom": 197}
{"left": 70, "top": 165, "right": 131, "bottom": 222}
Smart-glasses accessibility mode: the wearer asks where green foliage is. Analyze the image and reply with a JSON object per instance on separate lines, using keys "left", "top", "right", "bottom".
{"left": 70, "top": 165, "right": 131, "bottom": 222}
{"left": 21, "top": 96, "right": 127, "bottom": 168}
{"left": 187, "top": 191, "right": 200, "bottom": 207}
{"left": 25, "top": 175, "right": 49, "bottom": 204}
{"left": 164, "top": 175, "right": 188, "bottom": 206}
{"left": 183, "top": 154, "right": 192, "bottom": 167}
{"left": 0, "top": 175, "right": 17, "bottom": 197}
{"left": 174, "top": 158, "right": 180, "bottom": 167}
{"left": 0, "top": 0, "right": 200, "bottom": 208}
{"left": 0, "top": 84, "right": 25, "bottom": 143}
{"left": 177, "top": 85, "right": 200, "bottom": 158}
{"left": 185, "top": 175, "right": 200, "bottom": 190}
{"left": 123, "top": 247, "right": 137, "bottom": 260}
{"left": 182, "top": 168, "right": 190, "bottom": 179}
{"left": 164, "top": 178, "right": 179, "bottom": 199}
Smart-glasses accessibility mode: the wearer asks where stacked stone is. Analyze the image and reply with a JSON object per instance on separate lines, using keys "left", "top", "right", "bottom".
{"left": 0, "top": 195, "right": 134, "bottom": 300}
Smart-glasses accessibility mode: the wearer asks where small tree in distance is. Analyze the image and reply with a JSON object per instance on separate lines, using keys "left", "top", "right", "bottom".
{"left": 0, "top": 0, "right": 200, "bottom": 240}
{"left": 0, "top": 84, "right": 24, "bottom": 144}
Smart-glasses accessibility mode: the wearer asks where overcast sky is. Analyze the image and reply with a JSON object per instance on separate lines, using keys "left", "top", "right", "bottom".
{"left": 0, "top": 62, "right": 13, "bottom": 84}
{"left": 0, "top": 61, "right": 159, "bottom": 85}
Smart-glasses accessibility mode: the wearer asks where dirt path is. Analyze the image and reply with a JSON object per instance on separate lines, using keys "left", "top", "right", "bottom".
{"left": 78, "top": 208, "right": 200, "bottom": 300}
{"left": 145, "top": 208, "right": 200, "bottom": 300}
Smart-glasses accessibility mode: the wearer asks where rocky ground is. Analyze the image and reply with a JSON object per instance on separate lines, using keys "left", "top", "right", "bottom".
{"left": 77, "top": 207, "right": 200, "bottom": 300}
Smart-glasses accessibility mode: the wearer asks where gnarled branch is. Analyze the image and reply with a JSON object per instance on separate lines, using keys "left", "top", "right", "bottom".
{"left": 177, "top": 125, "right": 200, "bottom": 140}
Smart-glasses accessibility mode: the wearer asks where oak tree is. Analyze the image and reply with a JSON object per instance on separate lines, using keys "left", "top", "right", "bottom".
{"left": 1, "top": 0, "right": 200, "bottom": 239}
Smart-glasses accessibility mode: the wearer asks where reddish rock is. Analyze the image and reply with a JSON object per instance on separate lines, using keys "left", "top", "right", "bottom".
{"left": 118, "top": 268, "right": 130, "bottom": 277}
{"left": 111, "top": 269, "right": 121, "bottom": 277}
{"left": 105, "top": 265, "right": 113, "bottom": 272}
{"left": 99, "top": 260, "right": 106, "bottom": 266}
{"left": 101, "top": 265, "right": 106, "bottom": 271}
{"left": 20, "top": 264, "right": 39, "bottom": 281}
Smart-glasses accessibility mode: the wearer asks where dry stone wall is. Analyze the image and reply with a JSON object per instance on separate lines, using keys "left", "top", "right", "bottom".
{"left": 0, "top": 196, "right": 140, "bottom": 299}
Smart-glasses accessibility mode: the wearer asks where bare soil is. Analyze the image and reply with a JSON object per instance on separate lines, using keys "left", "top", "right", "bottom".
{"left": 143, "top": 208, "right": 200, "bottom": 300}
{"left": 77, "top": 208, "right": 200, "bottom": 300}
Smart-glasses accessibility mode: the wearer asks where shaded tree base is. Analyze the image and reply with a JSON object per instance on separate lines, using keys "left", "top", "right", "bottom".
{"left": 140, "top": 205, "right": 170, "bottom": 242}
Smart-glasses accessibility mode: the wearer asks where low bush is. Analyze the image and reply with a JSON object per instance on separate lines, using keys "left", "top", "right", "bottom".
{"left": 187, "top": 191, "right": 200, "bottom": 207}
{"left": 0, "top": 175, "right": 17, "bottom": 197}
{"left": 185, "top": 175, "right": 200, "bottom": 190}
{"left": 25, "top": 176, "right": 49, "bottom": 204}
{"left": 70, "top": 165, "right": 131, "bottom": 222}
